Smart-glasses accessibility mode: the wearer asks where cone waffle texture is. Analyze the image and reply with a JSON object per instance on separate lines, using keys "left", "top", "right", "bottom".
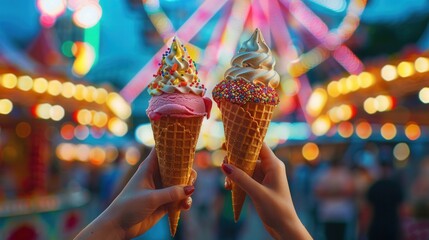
{"left": 220, "top": 101, "right": 274, "bottom": 221}
{"left": 151, "top": 116, "right": 203, "bottom": 236}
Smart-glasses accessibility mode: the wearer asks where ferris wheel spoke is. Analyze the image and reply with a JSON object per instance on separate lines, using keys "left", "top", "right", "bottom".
{"left": 251, "top": 0, "right": 271, "bottom": 45}
{"left": 144, "top": 0, "right": 176, "bottom": 42}
{"left": 204, "top": 0, "right": 252, "bottom": 93}
{"left": 121, "top": 0, "right": 229, "bottom": 103}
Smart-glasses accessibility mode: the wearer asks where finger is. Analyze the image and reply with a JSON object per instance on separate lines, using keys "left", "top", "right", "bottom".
{"left": 259, "top": 143, "right": 281, "bottom": 172}
{"left": 137, "top": 148, "right": 158, "bottom": 175}
{"left": 181, "top": 197, "right": 192, "bottom": 210}
{"left": 224, "top": 177, "right": 232, "bottom": 190}
{"left": 221, "top": 163, "right": 264, "bottom": 200}
{"left": 188, "top": 169, "right": 197, "bottom": 186}
{"left": 155, "top": 185, "right": 195, "bottom": 206}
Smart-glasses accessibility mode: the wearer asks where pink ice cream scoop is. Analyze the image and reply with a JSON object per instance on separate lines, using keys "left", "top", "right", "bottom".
{"left": 147, "top": 93, "right": 212, "bottom": 120}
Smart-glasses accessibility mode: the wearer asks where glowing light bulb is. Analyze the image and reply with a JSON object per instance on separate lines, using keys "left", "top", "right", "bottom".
{"left": 47, "top": 80, "right": 63, "bottom": 96}
{"left": 37, "top": 0, "right": 66, "bottom": 17}
{"left": 356, "top": 121, "right": 372, "bottom": 139}
{"left": 0, "top": 99, "right": 13, "bottom": 115}
{"left": 380, "top": 123, "right": 396, "bottom": 140}
{"left": 302, "top": 142, "right": 319, "bottom": 161}
{"left": 397, "top": 61, "right": 414, "bottom": 78}
{"left": 415, "top": 57, "right": 429, "bottom": 73}
{"left": 381, "top": 65, "right": 397, "bottom": 81}
{"left": 405, "top": 122, "right": 420, "bottom": 141}
{"left": 306, "top": 88, "right": 327, "bottom": 117}
{"left": 358, "top": 72, "right": 374, "bottom": 88}
{"left": 1, "top": 73, "right": 17, "bottom": 89}
{"left": 419, "top": 88, "right": 429, "bottom": 104}
{"left": 108, "top": 117, "right": 128, "bottom": 137}
{"left": 72, "top": 2, "right": 102, "bottom": 28}
{"left": 62, "top": 82, "right": 76, "bottom": 98}
{"left": 33, "top": 78, "right": 49, "bottom": 93}
{"left": 311, "top": 115, "right": 331, "bottom": 136}
{"left": 327, "top": 81, "right": 340, "bottom": 97}
{"left": 17, "top": 76, "right": 33, "bottom": 91}
{"left": 393, "top": 143, "right": 410, "bottom": 161}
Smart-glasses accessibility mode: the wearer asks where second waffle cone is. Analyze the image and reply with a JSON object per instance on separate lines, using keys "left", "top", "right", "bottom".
{"left": 220, "top": 101, "right": 274, "bottom": 221}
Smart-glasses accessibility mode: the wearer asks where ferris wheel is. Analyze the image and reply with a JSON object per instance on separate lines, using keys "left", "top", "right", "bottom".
{"left": 121, "top": 0, "right": 367, "bottom": 111}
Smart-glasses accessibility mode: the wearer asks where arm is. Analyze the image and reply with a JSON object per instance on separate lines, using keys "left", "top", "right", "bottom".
{"left": 75, "top": 148, "right": 196, "bottom": 240}
{"left": 222, "top": 143, "right": 312, "bottom": 240}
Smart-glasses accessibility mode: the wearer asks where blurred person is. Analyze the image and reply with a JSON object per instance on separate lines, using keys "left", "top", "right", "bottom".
{"left": 314, "top": 157, "right": 355, "bottom": 240}
{"left": 352, "top": 163, "right": 373, "bottom": 240}
{"left": 291, "top": 156, "right": 327, "bottom": 237}
{"left": 403, "top": 157, "right": 429, "bottom": 240}
{"left": 366, "top": 157, "right": 404, "bottom": 240}
{"left": 222, "top": 143, "right": 312, "bottom": 240}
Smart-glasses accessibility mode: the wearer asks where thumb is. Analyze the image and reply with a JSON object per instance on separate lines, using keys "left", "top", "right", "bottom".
{"left": 153, "top": 185, "right": 195, "bottom": 206}
{"left": 221, "top": 163, "right": 263, "bottom": 200}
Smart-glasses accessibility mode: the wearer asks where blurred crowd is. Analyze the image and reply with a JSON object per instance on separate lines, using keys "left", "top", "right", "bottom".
{"left": 64, "top": 143, "right": 429, "bottom": 240}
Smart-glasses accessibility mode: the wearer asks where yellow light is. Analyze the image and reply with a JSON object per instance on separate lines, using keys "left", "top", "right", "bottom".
{"left": 281, "top": 78, "right": 299, "bottom": 96}
{"left": 338, "top": 77, "right": 350, "bottom": 94}
{"left": 306, "top": 88, "right": 327, "bottom": 117}
{"left": 93, "top": 111, "right": 108, "bottom": 127}
{"left": 358, "top": 72, "right": 375, "bottom": 88}
{"left": 302, "top": 142, "right": 319, "bottom": 161}
{"left": 393, "top": 143, "right": 410, "bottom": 161}
{"left": 415, "top": 57, "right": 429, "bottom": 73}
{"left": 211, "top": 150, "right": 226, "bottom": 167}
{"left": 107, "top": 93, "right": 132, "bottom": 120}
{"left": 338, "top": 122, "right": 354, "bottom": 138}
{"left": 363, "top": 98, "right": 377, "bottom": 114}
{"left": 56, "top": 143, "right": 75, "bottom": 161}
{"left": 327, "top": 81, "right": 340, "bottom": 97}
{"left": 95, "top": 88, "right": 108, "bottom": 104}
{"left": 72, "top": 42, "right": 96, "bottom": 76}
{"left": 375, "top": 95, "right": 392, "bottom": 112}
{"left": 47, "top": 80, "right": 63, "bottom": 96}
{"left": 397, "top": 61, "right": 414, "bottom": 78}
{"left": 356, "top": 121, "right": 372, "bottom": 139}
{"left": 74, "top": 84, "right": 88, "bottom": 101}
{"left": 77, "top": 109, "right": 92, "bottom": 125}
{"left": 108, "top": 117, "right": 128, "bottom": 137}
{"left": 85, "top": 86, "right": 97, "bottom": 102}
{"left": 135, "top": 124, "right": 155, "bottom": 147}
{"left": 33, "top": 78, "right": 49, "bottom": 93}
{"left": 90, "top": 147, "right": 106, "bottom": 166}
{"left": 405, "top": 122, "right": 420, "bottom": 140}
{"left": 419, "top": 87, "right": 429, "bottom": 103}
{"left": 50, "top": 105, "right": 65, "bottom": 121}
{"left": 381, "top": 65, "right": 397, "bottom": 81}
{"left": 311, "top": 115, "right": 331, "bottom": 136}
{"left": 62, "top": 82, "right": 76, "bottom": 98}
{"left": 0, "top": 99, "right": 13, "bottom": 115}
{"left": 346, "top": 75, "right": 359, "bottom": 92}
{"left": 328, "top": 107, "right": 341, "bottom": 123}
{"left": 125, "top": 146, "right": 140, "bottom": 166}
{"left": 35, "top": 103, "right": 51, "bottom": 119}
{"left": 380, "top": 123, "right": 396, "bottom": 140}
{"left": 75, "top": 144, "right": 91, "bottom": 162}
{"left": 16, "top": 122, "right": 31, "bottom": 138}
{"left": 1, "top": 73, "right": 18, "bottom": 89}
{"left": 17, "top": 75, "right": 33, "bottom": 91}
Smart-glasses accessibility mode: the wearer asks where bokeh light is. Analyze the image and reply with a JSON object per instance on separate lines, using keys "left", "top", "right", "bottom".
{"left": 418, "top": 87, "right": 429, "bottom": 103}
{"left": 415, "top": 57, "right": 429, "bottom": 73}
{"left": 90, "top": 147, "right": 106, "bottom": 166}
{"left": 0, "top": 99, "right": 13, "bottom": 115}
{"left": 17, "top": 76, "right": 33, "bottom": 91}
{"left": 393, "top": 143, "right": 410, "bottom": 161}
{"left": 405, "top": 122, "right": 421, "bottom": 141}
{"left": 47, "top": 80, "right": 63, "bottom": 96}
{"left": 311, "top": 115, "right": 331, "bottom": 136}
{"left": 1, "top": 73, "right": 18, "bottom": 88}
{"left": 302, "top": 142, "right": 319, "bottom": 161}
{"left": 33, "top": 78, "right": 49, "bottom": 93}
{"left": 74, "top": 125, "right": 89, "bottom": 140}
{"left": 380, "top": 123, "right": 397, "bottom": 140}
{"left": 337, "top": 121, "right": 354, "bottom": 138}
{"left": 355, "top": 121, "right": 372, "bottom": 139}
{"left": 397, "top": 61, "right": 414, "bottom": 78}
{"left": 16, "top": 122, "right": 31, "bottom": 138}
{"left": 125, "top": 147, "right": 141, "bottom": 166}
{"left": 72, "top": 2, "right": 102, "bottom": 29}
{"left": 60, "top": 123, "right": 75, "bottom": 140}
{"left": 381, "top": 64, "right": 397, "bottom": 81}
{"left": 108, "top": 117, "right": 128, "bottom": 137}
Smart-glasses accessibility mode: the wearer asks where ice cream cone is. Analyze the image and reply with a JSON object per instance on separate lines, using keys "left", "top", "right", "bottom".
{"left": 219, "top": 101, "right": 274, "bottom": 221}
{"left": 151, "top": 116, "right": 203, "bottom": 236}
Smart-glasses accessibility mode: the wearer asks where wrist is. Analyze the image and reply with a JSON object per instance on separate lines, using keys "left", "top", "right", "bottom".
{"left": 278, "top": 213, "right": 311, "bottom": 240}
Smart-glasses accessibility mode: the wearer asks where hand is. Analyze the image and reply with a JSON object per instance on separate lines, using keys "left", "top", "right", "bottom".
{"left": 75, "top": 148, "right": 196, "bottom": 240}
{"left": 221, "top": 143, "right": 312, "bottom": 240}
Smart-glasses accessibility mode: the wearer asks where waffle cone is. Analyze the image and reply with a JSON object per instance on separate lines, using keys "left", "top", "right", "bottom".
{"left": 219, "top": 101, "right": 274, "bottom": 221}
{"left": 151, "top": 116, "right": 203, "bottom": 236}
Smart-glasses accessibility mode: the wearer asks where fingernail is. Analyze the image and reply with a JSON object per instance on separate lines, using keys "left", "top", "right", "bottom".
{"left": 184, "top": 186, "right": 195, "bottom": 195}
{"left": 222, "top": 163, "right": 233, "bottom": 174}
